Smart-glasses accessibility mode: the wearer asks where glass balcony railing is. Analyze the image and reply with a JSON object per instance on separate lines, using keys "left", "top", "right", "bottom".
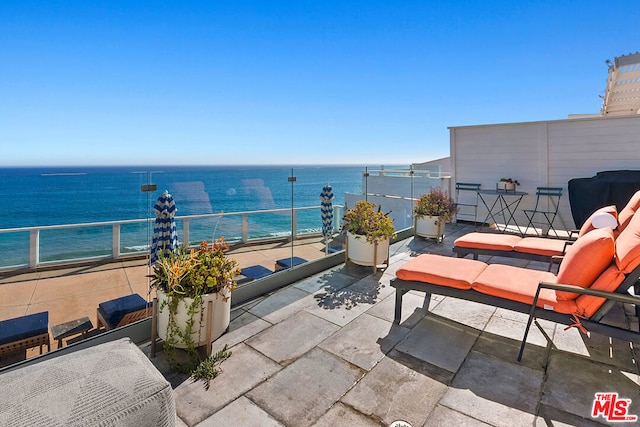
{"left": 0, "top": 164, "right": 450, "bottom": 271}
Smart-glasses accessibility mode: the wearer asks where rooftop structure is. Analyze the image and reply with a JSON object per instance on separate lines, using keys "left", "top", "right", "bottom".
{"left": 601, "top": 52, "right": 640, "bottom": 116}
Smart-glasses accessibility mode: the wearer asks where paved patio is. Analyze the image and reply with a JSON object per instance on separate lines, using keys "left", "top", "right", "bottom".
{"left": 147, "top": 224, "right": 640, "bottom": 427}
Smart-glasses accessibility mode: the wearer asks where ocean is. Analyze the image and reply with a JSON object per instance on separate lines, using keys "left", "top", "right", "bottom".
{"left": 0, "top": 165, "right": 366, "bottom": 267}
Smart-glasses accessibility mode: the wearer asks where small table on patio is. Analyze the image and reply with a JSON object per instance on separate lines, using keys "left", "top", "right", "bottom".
{"left": 51, "top": 316, "right": 93, "bottom": 348}
{"left": 477, "top": 189, "right": 528, "bottom": 235}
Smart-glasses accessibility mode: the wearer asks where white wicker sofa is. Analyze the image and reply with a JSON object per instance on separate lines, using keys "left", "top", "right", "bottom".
{"left": 0, "top": 338, "right": 175, "bottom": 427}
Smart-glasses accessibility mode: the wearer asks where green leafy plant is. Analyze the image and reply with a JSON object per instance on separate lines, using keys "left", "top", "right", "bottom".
{"left": 190, "top": 344, "right": 232, "bottom": 390}
{"left": 150, "top": 237, "right": 240, "bottom": 388}
{"left": 414, "top": 188, "right": 457, "bottom": 223}
{"left": 342, "top": 200, "right": 396, "bottom": 244}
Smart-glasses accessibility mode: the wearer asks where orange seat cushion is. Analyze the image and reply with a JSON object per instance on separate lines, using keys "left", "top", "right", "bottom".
{"left": 472, "top": 264, "right": 554, "bottom": 304}
{"left": 454, "top": 233, "right": 522, "bottom": 251}
{"left": 574, "top": 265, "right": 625, "bottom": 318}
{"left": 472, "top": 264, "right": 578, "bottom": 314}
{"left": 396, "top": 254, "right": 487, "bottom": 290}
{"left": 617, "top": 190, "right": 640, "bottom": 232}
{"left": 514, "top": 237, "right": 567, "bottom": 257}
{"left": 555, "top": 228, "right": 615, "bottom": 300}
{"left": 578, "top": 205, "right": 618, "bottom": 237}
{"left": 615, "top": 208, "right": 640, "bottom": 273}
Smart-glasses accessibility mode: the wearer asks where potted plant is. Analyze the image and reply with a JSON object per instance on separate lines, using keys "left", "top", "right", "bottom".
{"left": 497, "top": 178, "right": 520, "bottom": 191}
{"left": 413, "top": 187, "right": 457, "bottom": 242}
{"left": 342, "top": 200, "right": 396, "bottom": 270}
{"left": 150, "top": 237, "right": 240, "bottom": 388}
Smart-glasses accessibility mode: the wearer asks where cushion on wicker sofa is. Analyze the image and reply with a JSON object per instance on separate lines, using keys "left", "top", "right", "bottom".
{"left": 0, "top": 338, "right": 175, "bottom": 427}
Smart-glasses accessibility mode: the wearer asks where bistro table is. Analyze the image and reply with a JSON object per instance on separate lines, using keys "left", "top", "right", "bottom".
{"left": 477, "top": 189, "right": 528, "bottom": 235}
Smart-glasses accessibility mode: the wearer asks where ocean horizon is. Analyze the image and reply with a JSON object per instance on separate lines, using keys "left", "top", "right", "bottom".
{"left": 0, "top": 164, "right": 378, "bottom": 267}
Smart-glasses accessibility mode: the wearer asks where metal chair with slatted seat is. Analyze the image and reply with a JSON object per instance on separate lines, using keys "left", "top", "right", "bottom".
{"left": 523, "top": 187, "right": 564, "bottom": 237}
{"left": 455, "top": 182, "right": 482, "bottom": 225}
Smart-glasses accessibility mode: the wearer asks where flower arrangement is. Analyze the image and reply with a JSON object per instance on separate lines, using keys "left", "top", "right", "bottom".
{"left": 342, "top": 200, "right": 396, "bottom": 244}
{"left": 414, "top": 188, "right": 457, "bottom": 223}
{"left": 499, "top": 178, "right": 520, "bottom": 186}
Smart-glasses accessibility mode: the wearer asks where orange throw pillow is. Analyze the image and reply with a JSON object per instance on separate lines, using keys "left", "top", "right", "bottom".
{"left": 556, "top": 228, "right": 615, "bottom": 300}
{"left": 574, "top": 264, "right": 625, "bottom": 317}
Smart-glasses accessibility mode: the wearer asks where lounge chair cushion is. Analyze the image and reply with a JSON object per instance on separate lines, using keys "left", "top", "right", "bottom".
{"left": 0, "top": 312, "right": 48, "bottom": 346}
{"left": 98, "top": 294, "right": 147, "bottom": 328}
{"left": 453, "top": 233, "right": 521, "bottom": 251}
{"left": 396, "top": 254, "right": 487, "bottom": 290}
{"left": 617, "top": 190, "right": 640, "bottom": 232}
{"left": 470, "top": 264, "right": 578, "bottom": 313}
{"left": 578, "top": 205, "right": 618, "bottom": 237}
{"left": 555, "top": 227, "right": 615, "bottom": 300}
{"left": 574, "top": 264, "right": 626, "bottom": 317}
{"left": 513, "top": 237, "right": 568, "bottom": 257}
{"left": 615, "top": 206, "right": 640, "bottom": 273}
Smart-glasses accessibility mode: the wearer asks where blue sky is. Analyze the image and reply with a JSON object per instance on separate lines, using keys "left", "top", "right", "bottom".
{"left": 1, "top": 1, "right": 638, "bottom": 166}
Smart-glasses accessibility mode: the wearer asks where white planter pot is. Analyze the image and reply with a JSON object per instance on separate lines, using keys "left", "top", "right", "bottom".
{"left": 157, "top": 289, "right": 231, "bottom": 348}
{"left": 496, "top": 182, "right": 516, "bottom": 191}
{"left": 415, "top": 216, "right": 446, "bottom": 241}
{"left": 346, "top": 231, "right": 389, "bottom": 267}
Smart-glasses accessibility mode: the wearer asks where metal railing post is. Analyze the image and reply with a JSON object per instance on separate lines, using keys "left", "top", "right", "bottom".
{"left": 182, "top": 218, "right": 190, "bottom": 247}
{"left": 291, "top": 209, "right": 298, "bottom": 239}
{"left": 29, "top": 229, "right": 39, "bottom": 268}
{"left": 242, "top": 213, "right": 248, "bottom": 242}
{"left": 112, "top": 224, "right": 121, "bottom": 258}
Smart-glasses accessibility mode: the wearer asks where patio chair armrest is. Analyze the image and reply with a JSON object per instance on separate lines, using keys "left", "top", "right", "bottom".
{"left": 561, "top": 241, "right": 575, "bottom": 255}
{"left": 568, "top": 229, "right": 580, "bottom": 240}
{"left": 547, "top": 256, "right": 564, "bottom": 272}
{"left": 537, "top": 281, "right": 640, "bottom": 305}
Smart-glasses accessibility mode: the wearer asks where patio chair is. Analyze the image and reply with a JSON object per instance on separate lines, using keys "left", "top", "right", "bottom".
{"left": 97, "top": 294, "right": 151, "bottom": 331}
{"left": 455, "top": 182, "right": 481, "bottom": 225}
{"left": 453, "top": 205, "right": 619, "bottom": 263}
{"left": 453, "top": 189, "right": 640, "bottom": 263}
{"left": 0, "top": 311, "right": 50, "bottom": 357}
{"left": 391, "top": 213, "right": 640, "bottom": 361}
{"left": 523, "top": 187, "right": 564, "bottom": 237}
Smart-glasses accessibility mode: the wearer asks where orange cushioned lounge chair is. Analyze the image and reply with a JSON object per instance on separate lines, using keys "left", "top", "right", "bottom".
{"left": 453, "top": 189, "right": 640, "bottom": 262}
{"left": 391, "top": 210, "right": 640, "bottom": 361}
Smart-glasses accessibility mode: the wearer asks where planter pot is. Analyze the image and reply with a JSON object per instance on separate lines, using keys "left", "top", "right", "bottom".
{"left": 496, "top": 182, "right": 516, "bottom": 191}
{"left": 415, "top": 216, "right": 446, "bottom": 242}
{"left": 346, "top": 231, "right": 389, "bottom": 268}
{"left": 157, "top": 289, "right": 231, "bottom": 348}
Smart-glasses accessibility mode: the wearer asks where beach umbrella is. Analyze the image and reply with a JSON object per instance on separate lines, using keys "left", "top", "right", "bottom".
{"left": 320, "top": 184, "right": 334, "bottom": 253}
{"left": 150, "top": 190, "right": 179, "bottom": 263}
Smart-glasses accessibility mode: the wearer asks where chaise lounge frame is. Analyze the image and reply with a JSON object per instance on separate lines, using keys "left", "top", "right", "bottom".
{"left": 390, "top": 262, "right": 640, "bottom": 361}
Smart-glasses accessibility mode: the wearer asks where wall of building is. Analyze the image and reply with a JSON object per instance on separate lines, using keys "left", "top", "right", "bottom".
{"left": 450, "top": 115, "right": 640, "bottom": 229}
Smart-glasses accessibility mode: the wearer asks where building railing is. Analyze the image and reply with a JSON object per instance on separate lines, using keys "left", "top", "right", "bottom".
{"left": 0, "top": 205, "right": 344, "bottom": 271}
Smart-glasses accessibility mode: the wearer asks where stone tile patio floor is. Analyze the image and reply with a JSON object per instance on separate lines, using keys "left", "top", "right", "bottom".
{"left": 149, "top": 224, "right": 640, "bottom": 427}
